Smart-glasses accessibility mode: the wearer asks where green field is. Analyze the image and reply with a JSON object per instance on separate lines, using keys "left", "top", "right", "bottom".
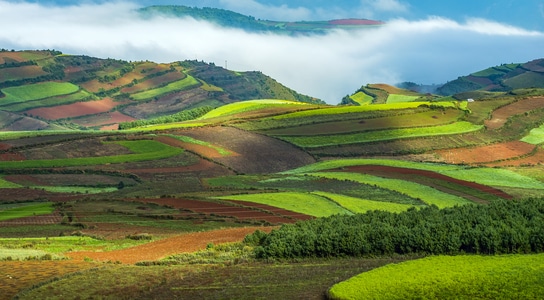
{"left": 0, "top": 236, "right": 148, "bottom": 254}
{"left": 328, "top": 254, "right": 544, "bottom": 300}
{"left": 200, "top": 99, "right": 311, "bottom": 119}
{"left": 0, "top": 82, "right": 80, "bottom": 106}
{"left": 521, "top": 123, "right": 544, "bottom": 144}
{"left": 0, "top": 140, "right": 183, "bottom": 169}
{"left": 311, "top": 191, "right": 414, "bottom": 213}
{"left": 312, "top": 172, "right": 471, "bottom": 208}
{"left": 0, "top": 202, "right": 54, "bottom": 221}
{"left": 130, "top": 75, "right": 200, "bottom": 100}
{"left": 386, "top": 94, "right": 420, "bottom": 103}
{"left": 2, "top": 90, "right": 94, "bottom": 112}
{"left": 164, "top": 134, "right": 233, "bottom": 156}
{"left": 0, "top": 177, "right": 21, "bottom": 188}
{"left": 216, "top": 192, "right": 351, "bottom": 217}
{"left": 278, "top": 122, "right": 483, "bottom": 147}
{"left": 349, "top": 91, "right": 374, "bottom": 105}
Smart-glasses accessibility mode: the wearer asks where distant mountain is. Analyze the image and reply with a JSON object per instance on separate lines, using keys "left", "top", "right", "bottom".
{"left": 436, "top": 59, "right": 544, "bottom": 96}
{"left": 0, "top": 50, "right": 321, "bottom": 131}
{"left": 138, "top": 5, "right": 384, "bottom": 35}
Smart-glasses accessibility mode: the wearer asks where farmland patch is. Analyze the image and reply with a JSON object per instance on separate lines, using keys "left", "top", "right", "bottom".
{"left": 485, "top": 97, "right": 544, "bottom": 129}
{"left": 433, "top": 141, "right": 536, "bottom": 164}
{"left": 26, "top": 97, "right": 124, "bottom": 120}
{"left": 0, "top": 82, "right": 80, "bottom": 106}
{"left": 0, "top": 65, "right": 48, "bottom": 83}
{"left": 130, "top": 75, "right": 200, "bottom": 100}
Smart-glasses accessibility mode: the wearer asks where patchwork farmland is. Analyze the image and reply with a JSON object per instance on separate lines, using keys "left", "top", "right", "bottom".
{"left": 1, "top": 49, "right": 544, "bottom": 298}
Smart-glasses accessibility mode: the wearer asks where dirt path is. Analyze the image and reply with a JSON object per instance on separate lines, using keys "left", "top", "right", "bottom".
{"left": 65, "top": 226, "right": 273, "bottom": 264}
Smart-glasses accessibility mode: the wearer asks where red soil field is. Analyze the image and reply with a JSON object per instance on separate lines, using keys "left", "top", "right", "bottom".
{"left": 121, "top": 71, "right": 185, "bottom": 94}
{"left": 340, "top": 165, "right": 513, "bottom": 199}
{"left": 329, "top": 19, "right": 384, "bottom": 25}
{"left": 0, "top": 212, "right": 62, "bottom": 226}
{"left": 0, "top": 152, "right": 25, "bottom": 161}
{"left": 26, "top": 98, "right": 124, "bottom": 120}
{"left": 155, "top": 135, "right": 237, "bottom": 158}
{"left": 433, "top": 141, "right": 536, "bottom": 164}
{"left": 66, "top": 226, "right": 274, "bottom": 264}
{"left": 131, "top": 198, "right": 308, "bottom": 224}
{"left": 0, "top": 143, "right": 11, "bottom": 151}
{"left": 73, "top": 111, "right": 136, "bottom": 128}
{"left": 486, "top": 146, "right": 544, "bottom": 167}
{"left": 485, "top": 97, "right": 544, "bottom": 130}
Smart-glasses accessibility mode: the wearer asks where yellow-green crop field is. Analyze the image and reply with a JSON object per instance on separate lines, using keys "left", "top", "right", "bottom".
{"left": 0, "top": 82, "right": 80, "bottom": 106}
{"left": 328, "top": 254, "right": 544, "bottom": 300}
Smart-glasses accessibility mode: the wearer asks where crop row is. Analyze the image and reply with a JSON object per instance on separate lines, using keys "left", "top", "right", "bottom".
{"left": 0, "top": 140, "right": 183, "bottom": 169}
{"left": 130, "top": 75, "right": 200, "bottom": 100}
{"left": 278, "top": 122, "right": 483, "bottom": 148}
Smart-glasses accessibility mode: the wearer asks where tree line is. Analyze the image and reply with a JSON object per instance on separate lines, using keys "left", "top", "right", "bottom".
{"left": 245, "top": 198, "right": 544, "bottom": 258}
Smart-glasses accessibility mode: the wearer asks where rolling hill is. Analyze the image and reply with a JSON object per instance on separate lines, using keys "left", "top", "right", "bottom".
{"left": 0, "top": 49, "right": 321, "bottom": 131}
{"left": 2, "top": 49, "right": 544, "bottom": 299}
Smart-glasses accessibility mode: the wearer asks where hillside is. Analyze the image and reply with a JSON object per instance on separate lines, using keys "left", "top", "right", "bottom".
{"left": 437, "top": 59, "right": 544, "bottom": 97}
{"left": 2, "top": 52, "right": 544, "bottom": 298}
{"left": 0, "top": 50, "right": 321, "bottom": 130}
{"left": 138, "top": 5, "right": 384, "bottom": 35}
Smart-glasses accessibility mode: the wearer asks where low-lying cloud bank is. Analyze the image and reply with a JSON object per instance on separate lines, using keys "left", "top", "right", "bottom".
{"left": 1, "top": 1, "right": 543, "bottom": 103}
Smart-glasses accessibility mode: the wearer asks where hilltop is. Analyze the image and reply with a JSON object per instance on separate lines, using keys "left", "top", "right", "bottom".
{"left": 0, "top": 50, "right": 321, "bottom": 131}
{"left": 138, "top": 5, "right": 384, "bottom": 35}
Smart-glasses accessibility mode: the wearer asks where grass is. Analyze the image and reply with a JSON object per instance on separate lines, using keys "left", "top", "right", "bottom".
{"left": 0, "top": 248, "right": 63, "bottom": 261}
{"left": 0, "top": 202, "right": 54, "bottom": 221}
{"left": 2, "top": 90, "right": 94, "bottom": 112}
{"left": 312, "top": 172, "right": 471, "bottom": 208}
{"left": 130, "top": 75, "right": 200, "bottom": 100}
{"left": 0, "top": 82, "right": 80, "bottom": 106}
{"left": 278, "top": 122, "right": 483, "bottom": 148}
{"left": 0, "top": 140, "right": 183, "bottom": 169}
{"left": 311, "top": 191, "right": 414, "bottom": 213}
{"left": 0, "top": 236, "right": 149, "bottom": 253}
{"left": 0, "top": 177, "right": 22, "bottom": 188}
{"left": 215, "top": 192, "right": 351, "bottom": 217}
{"left": 328, "top": 254, "right": 544, "bottom": 300}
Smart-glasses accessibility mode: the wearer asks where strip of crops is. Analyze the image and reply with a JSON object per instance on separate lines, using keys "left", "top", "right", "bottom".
{"left": 130, "top": 75, "right": 200, "bottom": 100}
{"left": 328, "top": 254, "right": 544, "bottom": 300}
{"left": 215, "top": 192, "right": 351, "bottom": 217}
{"left": 2, "top": 90, "right": 93, "bottom": 112}
{"left": 312, "top": 172, "right": 470, "bottom": 208}
{"left": 349, "top": 91, "right": 373, "bottom": 105}
{"left": 278, "top": 122, "right": 483, "bottom": 147}
{"left": 34, "top": 186, "right": 119, "bottom": 194}
{"left": 261, "top": 109, "right": 463, "bottom": 136}
{"left": 0, "top": 177, "right": 21, "bottom": 188}
{"left": 165, "top": 134, "right": 232, "bottom": 156}
{"left": 283, "top": 159, "right": 544, "bottom": 190}
{"left": 0, "top": 248, "right": 62, "bottom": 261}
{"left": 386, "top": 94, "right": 420, "bottom": 103}
{"left": 268, "top": 101, "right": 459, "bottom": 120}
{"left": 0, "top": 140, "right": 183, "bottom": 169}
{"left": 311, "top": 191, "right": 414, "bottom": 213}
{"left": 200, "top": 99, "right": 311, "bottom": 119}
{"left": 0, "top": 82, "right": 80, "bottom": 106}
{"left": 0, "top": 236, "right": 147, "bottom": 253}
{"left": 0, "top": 202, "right": 54, "bottom": 221}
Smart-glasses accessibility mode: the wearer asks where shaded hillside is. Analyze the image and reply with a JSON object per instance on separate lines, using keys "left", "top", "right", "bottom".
{"left": 138, "top": 5, "right": 384, "bottom": 35}
{"left": 437, "top": 59, "right": 544, "bottom": 96}
{"left": 0, "top": 50, "right": 321, "bottom": 130}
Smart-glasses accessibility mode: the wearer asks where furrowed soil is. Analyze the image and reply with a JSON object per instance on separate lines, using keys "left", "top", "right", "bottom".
{"left": 485, "top": 97, "right": 544, "bottom": 130}
{"left": 65, "top": 226, "right": 273, "bottom": 264}
{"left": 25, "top": 98, "right": 127, "bottom": 120}
{"left": 433, "top": 141, "right": 536, "bottom": 164}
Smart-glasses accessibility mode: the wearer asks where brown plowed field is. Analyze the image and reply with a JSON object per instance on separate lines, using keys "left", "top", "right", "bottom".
{"left": 486, "top": 146, "right": 544, "bottom": 167}
{"left": 73, "top": 111, "right": 136, "bottom": 128}
{"left": 66, "top": 226, "right": 273, "bottom": 264}
{"left": 0, "top": 212, "right": 62, "bottom": 226}
{"left": 0, "top": 152, "right": 25, "bottom": 161}
{"left": 26, "top": 98, "right": 126, "bottom": 120}
{"left": 155, "top": 135, "right": 237, "bottom": 158}
{"left": 341, "top": 165, "right": 513, "bottom": 199}
{"left": 433, "top": 141, "right": 536, "bottom": 164}
{"left": 485, "top": 97, "right": 544, "bottom": 129}
{"left": 131, "top": 198, "right": 307, "bottom": 224}
{"left": 179, "top": 126, "right": 316, "bottom": 174}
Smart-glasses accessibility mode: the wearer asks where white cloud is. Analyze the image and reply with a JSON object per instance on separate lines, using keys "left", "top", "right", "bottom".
{"left": 1, "top": 1, "right": 543, "bottom": 104}
{"left": 362, "top": 0, "right": 409, "bottom": 13}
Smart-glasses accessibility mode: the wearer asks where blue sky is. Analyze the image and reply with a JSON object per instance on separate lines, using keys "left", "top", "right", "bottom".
{"left": 1, "top": 0, "right": 544, "bottom": 103}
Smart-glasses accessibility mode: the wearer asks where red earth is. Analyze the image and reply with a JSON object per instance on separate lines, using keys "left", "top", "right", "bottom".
{"left": 432, "top": 141, "right": 536, "bottom": 165}
{"left": 65, "top": 226, "right": 274, "bottom": 264}
{"left": 485, "top": 97, "right": 544, "bottom": 130}
{"left": 26, "top": 98, "right": 127, "bottom": 120}
{"left": 339, "top": 165, "right": 513, "bottom": 199}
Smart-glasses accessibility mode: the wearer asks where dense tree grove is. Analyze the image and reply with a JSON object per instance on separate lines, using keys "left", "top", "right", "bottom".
{"left": 118, "top": 106, "right": 213, "bottom": 130}
{"left": 246, "top": 199, "right": 544, "bottom": 258}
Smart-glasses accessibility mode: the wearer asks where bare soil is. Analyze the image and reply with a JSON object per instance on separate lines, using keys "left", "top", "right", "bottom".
{"left": 432, "top": 141, "right": 536, "bottom": 164}
{"left": 485, "top": 97, "right": 544, "bottom": 130}
{"left": 65, "top": 226, "right": 273, "bottom": 264}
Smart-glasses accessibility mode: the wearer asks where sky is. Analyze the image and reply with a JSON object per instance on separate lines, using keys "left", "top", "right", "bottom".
{"left": 1, "top": 0, "right": 543, "bottom": 103}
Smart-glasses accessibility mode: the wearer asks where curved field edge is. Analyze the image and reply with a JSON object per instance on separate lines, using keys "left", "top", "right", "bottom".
{"left": 328, "top": 254, "right": 544, "bottom": 300}
{"left": 214, "top": 192, "right": 350, "bottom": 217}
{"left": 277, "top": 122, "right": 483, "bottom": 148}
{"left": 310, "top": 172, "right": 471, "bottom": 208}
{"left": 282, "top": 159, "right": 544, "bottom": 190}
{"left": 0, "top": 140, "right": 183, "bottom": 169}
{"left": 311, "top": 191, "right": 414, "bottom": 213}
{"left": 199, "top": 99, "right": 314, "bottom": 119}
